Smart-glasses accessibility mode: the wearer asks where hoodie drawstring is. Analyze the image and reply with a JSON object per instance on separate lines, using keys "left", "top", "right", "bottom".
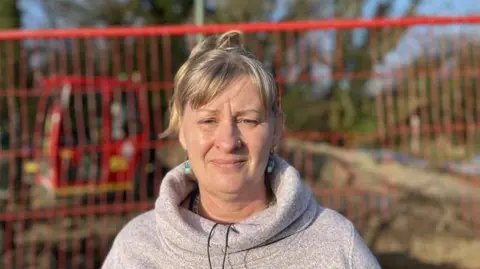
{"left": 207, "top": 223, "right": 218, "bottom": 268}
{"left": 207, "top": 223, "right": 233, "bottom": 269}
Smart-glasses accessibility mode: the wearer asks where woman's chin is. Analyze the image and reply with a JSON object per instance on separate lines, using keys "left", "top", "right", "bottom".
{"left": 209, "top": 174, "right": 252, "bottom": 194}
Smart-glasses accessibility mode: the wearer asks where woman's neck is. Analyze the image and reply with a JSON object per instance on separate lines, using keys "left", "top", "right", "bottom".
{"left": 196, "top": 185, "right": 271, "bottom": 224}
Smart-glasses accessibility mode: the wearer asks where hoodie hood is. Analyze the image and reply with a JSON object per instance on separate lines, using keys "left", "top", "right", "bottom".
{"left": 154, "top": 154, "right": 319, "bottom": 261}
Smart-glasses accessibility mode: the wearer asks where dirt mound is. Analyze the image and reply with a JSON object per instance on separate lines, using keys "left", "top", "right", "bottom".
{"left": 280, "top": 139, "right": 480, "bottom": 269}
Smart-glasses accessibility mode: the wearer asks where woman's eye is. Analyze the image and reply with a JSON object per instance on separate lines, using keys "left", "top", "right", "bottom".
{"left": 200, "top": 119, "right": 216, "bottom": 124}
{"left": 238, "top": 119, "right": 258, "bottom": 125}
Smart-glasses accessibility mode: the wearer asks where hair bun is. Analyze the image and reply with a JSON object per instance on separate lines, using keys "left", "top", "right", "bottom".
{"left": 188, "top": 30, "right": 244, "bottom": 60}
{"left": 215, "top": 30, "right": 243, "bottom": 50}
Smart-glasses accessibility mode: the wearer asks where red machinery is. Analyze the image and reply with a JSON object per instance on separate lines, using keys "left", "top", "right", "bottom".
{"left": 24, "top": 74, "right": 154, "bottom": 197}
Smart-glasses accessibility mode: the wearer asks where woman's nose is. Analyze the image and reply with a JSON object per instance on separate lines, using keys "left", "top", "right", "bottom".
{"left": 215, "top": 120, "right": 241, "bottom": 152}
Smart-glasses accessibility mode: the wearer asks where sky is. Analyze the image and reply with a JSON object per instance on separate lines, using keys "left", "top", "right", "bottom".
{"left": 19, "top": 0, "right": 45, "bottom": 29}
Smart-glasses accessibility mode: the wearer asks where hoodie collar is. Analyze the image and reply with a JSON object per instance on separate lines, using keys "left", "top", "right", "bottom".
{"left": 154, "top": 154, "right": 318, "bottom": 257}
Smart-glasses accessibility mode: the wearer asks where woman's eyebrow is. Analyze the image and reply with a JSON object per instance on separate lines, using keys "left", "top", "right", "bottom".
{"left": 196, "top": 108, "right": 218, "bottom": 114}
{"left": 197, "top": 108, "right": 262, "bottom": 114}
{"left": 236, "top": 109, "right": 264, "bottom": 116}
{"left": 235, "top": 109, "right": 265, "bottom": 118}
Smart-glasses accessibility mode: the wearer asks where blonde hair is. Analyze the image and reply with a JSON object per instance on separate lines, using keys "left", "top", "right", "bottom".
{"left": 160, "top": 30, "right": 280, "bottom": 138}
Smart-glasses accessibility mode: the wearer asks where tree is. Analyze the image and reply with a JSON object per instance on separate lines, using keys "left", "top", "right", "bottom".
{"left": 37, "top": 0, "right": 195, "bottom": 78}
{"left": 0, "top": 0, "right": 23, "bottom": 147}
{"left": 40, "top": 0, "right": 194, "bottom": 27}
{"left": 0, "top": 0, "right": 20, "bottom": 29}
{"left": 204, "top": 0, "right": 276, "bottom": 23}
{"left": 276, "top": 0, "right": 423, "bottom": 147}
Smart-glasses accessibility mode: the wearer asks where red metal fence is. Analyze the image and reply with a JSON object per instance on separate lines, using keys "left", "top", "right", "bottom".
{"left": 0, "top": 16, "right": 480, "bottom": 268}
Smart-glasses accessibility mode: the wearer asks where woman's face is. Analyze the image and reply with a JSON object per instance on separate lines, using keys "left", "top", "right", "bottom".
{"left": 179, "top": 76, "right": 282, "bottom": 196}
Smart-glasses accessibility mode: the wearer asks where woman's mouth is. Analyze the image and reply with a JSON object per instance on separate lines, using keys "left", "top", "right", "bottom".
{"left": 210, "top": 159, "right": 247, "bottom": 170}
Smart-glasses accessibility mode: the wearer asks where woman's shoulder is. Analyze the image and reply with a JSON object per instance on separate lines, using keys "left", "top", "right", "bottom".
{"left": 101, "top": 210, "right": 161, "bottom": 269}
{"left": 104, "top": 209, "right": 159, "bottom": 255}
{"left": 302, "top": 206, "right": 381, "bottom": 268}
{"left": 114, "top": 209, "right": 157, "bottom": 242}
{"left": 313, "top": 206, "right": 356, "bottom": 233}
{"left": 301, "top": 206, "right": 357, "bottom": 245}
{"left": 295, "top": 205, "right": 357, "bottom": 247}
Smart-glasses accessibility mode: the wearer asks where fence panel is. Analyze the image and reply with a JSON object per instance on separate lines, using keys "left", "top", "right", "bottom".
{"left": 0, "top": 16, "right": 479, "bottom": 268}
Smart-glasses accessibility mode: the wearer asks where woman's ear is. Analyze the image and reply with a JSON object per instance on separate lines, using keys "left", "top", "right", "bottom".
{"left": 272, "top": 111, "right": 284, "bottom": 149}
{"left": 178, "top": 121, "right": 187, "bottom": 151}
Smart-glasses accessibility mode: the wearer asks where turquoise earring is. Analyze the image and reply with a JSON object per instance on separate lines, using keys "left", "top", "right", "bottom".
{"left": 266, "top": 157, "right": 275, "bottom": 174}
{"left": 184, "top": 160, "right": 192, "bottom": 174}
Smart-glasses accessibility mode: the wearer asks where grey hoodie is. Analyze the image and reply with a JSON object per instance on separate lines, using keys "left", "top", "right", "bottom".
{"left": 101, "top": 155, "right": 382, "bottom": 268}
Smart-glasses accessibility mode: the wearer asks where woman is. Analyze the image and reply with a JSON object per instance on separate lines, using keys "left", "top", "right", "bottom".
{"left": 102, "top": 30, "right": 381, "bottom": 269}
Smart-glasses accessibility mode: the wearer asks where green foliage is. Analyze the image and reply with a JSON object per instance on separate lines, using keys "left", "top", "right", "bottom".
{"left": 281, "top": 85, "right": 330, "bottom": 132}
{"left": 0, "top": 0, "right": 23, "bottom": 134}
{"left": 281, "top": 82, "right": 377, "bottom": 137}
{"left": 0, "top": 0, "right": 20, "bottom": 29}
{"left": 41, "top": 0, "right": 194, "bottom": 26}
